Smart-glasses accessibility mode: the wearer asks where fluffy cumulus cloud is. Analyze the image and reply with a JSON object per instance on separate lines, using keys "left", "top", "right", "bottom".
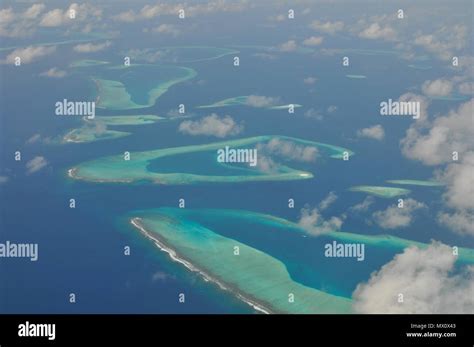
{"left": 309, "top": 20, "right": 344, "bottom": 34}
{"left": 26, "top": 156, "right": 48, "bottom": 174}
{"left": 353, "top": 242, "right": 474, "bottom": 313}
{"left": 318, "top": 192, "right": 338, "bottom": 211}
{"left": 40, "top": 3, "right": 102, "bottom": 27}
{"left": 438, "top": 210, "right": 474, "bottom": 237}
{"left": 400, "top": 97, "right": 474, "bottom": 236}
{"left": 436, "top": 152, "right": 474, "bottom": 236}
{"left": 0, "top": 2, "right": 102, "bottom": 38}
{"left": 437, "top": 152, "right": 474, "bottom": 211}
{"left": 357, "top": 124, "right": 385, "bottom": 141}
{"left": 372, "top": 199, "right": 426, "bottom": 229}
{"left": 26, "top": 134, "right": 42, "bottom": 144}
{"left": 0, "top": 4, "right": 46, "bottom": 37}
{"left": 303, "top": 77, "right": 317, "bottom": 85}
{"left": 359, "top": 23, "right": 396, "bottom": 41}
{"left": 298, "top": 205, "right": 345, "bottom": 236}
{"left": 401, "top": 99, "right": 473, "bottom": 166}
{"left": 458, "top": 82, "right": 473, "bottom": 95}
{"left": 304, "top": 108, "right": 323, "bottom": 120}
{"left": 304, "top": 105, "right": 337, "bottom": 119}
{"left": 413, "top": 25, "right": 469, "bottom": 61}
{"left": 351, "top": 196, "right": 375, "bottom": 213}
{"left": 398, "top": 92, "right": 430, "bottom": 123}
{"left": 245, "top": 95, "right": 279, "bottom": 108}
{"left": 39, "top": 67, "right": 67, "bottom": 78}
{"left": 24, "top": 4, "right": 46, "bottom": 19}
{"left": 303, "top": 36, "right": 323, "bottom": 46}
{"left": 178, "top": 114, "right": 243, "bottom": 138}
{"left": 113, "top": 1, "right": 248, "bottom": 22}
{"left": 73, "top": 41, "right": 111, "bottom": 53}
{"left": 3, "top": 45, "right": 56, "bottom": 64}
{"left": 278, "top": 40, "right": 297, "bottom": 52}
{"left": 151, "top": 24, "right": 179, "bottom": 36}
{"left": 421, "top": 79, "right": 453, "bottom": 97}
{"left": 257, "top": 138, "right": 318, "bottom": 162}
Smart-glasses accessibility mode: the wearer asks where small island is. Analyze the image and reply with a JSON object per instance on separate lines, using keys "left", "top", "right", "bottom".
{"left": 349, "top": 185, "right": 410, "bottom": 198}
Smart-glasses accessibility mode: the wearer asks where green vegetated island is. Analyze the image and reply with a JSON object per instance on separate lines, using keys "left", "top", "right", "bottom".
{"left": 128, "top": 207, "right": 474, "bottom": 314}
{"left": 197, "top": 95, "right": 302, "bottom": 110}
{"left": 349, "top": 185, "right": 411, "bottom": 198}
{"left": 68, "top": 135, "right": 354, "bottom": 184}
{"left": 63, "top": 126, "right": 130, "bottom": 144}
{"left": 62, "top": 115, "right": 188, "bottom": 144}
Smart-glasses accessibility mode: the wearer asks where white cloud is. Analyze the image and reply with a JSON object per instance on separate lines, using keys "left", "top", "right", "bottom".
{"left": 23, "top": 4, "right": 46, "bottom": 19}
{"left": 151, "top": 270, "right": 174, "bottom": 282}
{"left": 303, "top": 36, "right": 323, "bottom": 46}
{"left": 372, "top": 198, "right": 426, "bottom": 229}
{"left": 112, "top": 10, "right": 136, "bottom": 23}
{"left": 353, "top": 242, "right": 474, "bottom": 313}
{"left": 26, "top": 134, "right": 42, "bottom": 144}
{"left": 73, "top": 41, "right": 111, "bottom": 53}
{"left": 318, "top": 192, "right": 338, "bottom": 211}
{"left": 436, "top": 152, "right": 474, "bottom": 236}
{"left": 278, "top": 40, "right": 297, "bottom": 52}
{"left": 113, "top": 1, "right": 247, "bottom": 22}
{"left": 1, "top": 3, "right": 101, "bottom": 37}
{"left": 0, "top": 176, "right": 8, "bottom": 184}
{"left": 399, "top": 98, "right": 474, "bottom": 237}
{"left": 40, "top": 67, "right": 67, "bottom": 78}
{"left": 26, "top": 156, "right": 48, "bottom": 174}
{"left": 40, "top": 9, "right": 67, "bottom": 27}
{"left": 152, "top": 24, "right": 179, "bottom": 36}
{"left": 303, "top": 77, "right": 317, "bottom": 85}
{"left": 271, "top": 14, "right": 286, "bottom": 22}
{"left": 357, "top": 124, "right": 385, "bottom": 141}
{"left": 258, "top": 138, "right": 318, "bottom": 162}
{"left": 458, "top": 82, "right": 473, "bottom": 95}
{"left": 309, "top": 20, "right": 344, "bottom": 34}
{"left": 413, "top": 25, "right": 468, "bottom": 61}
{"left": 437, "top": 152, "right": 474, "bottom": 211}
{"left": 255, "top": 155, "right": 278, "bottom": 173}
{"left": 245, "top": 95, "right": 279, "bottom": 108}
{"left": 438, "top": 210, "right": 474, "bottom": 237}
{"left": 351, "top": 196, "right": 375, "bottom": 213}
{"left": 398, "top": 92, "right": 430, "bottom": 123}
{"left": 401, "top": 99, "right": 473, "bottom": 166}
{"left": 327, "top": 105, "right": 337, "bottom": 113}
{"left": 421, "top": 79, "right": 453, "bottom": 97}
{"left": 3, "top": 45, "right": 56, "bottom": 64}
{"left": 178, "top": 114, "right": 243, "bottom": 138}
{"left": 0, "top": 6, "right": 40, "bottom": 37}
{"left": 0, "top": 8, "right": 14, "bottom": 25}
{"left": 304, "top": 108, "right": 323, "bottom": 120}
{"left": 40, "top": 3, "right": 102, "bottom": 27}
{"left": 359, "top": 23, "right": 396, "bottom": 41}
{"left": 298, "top": 205, "right": 345, "bottom": 235}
